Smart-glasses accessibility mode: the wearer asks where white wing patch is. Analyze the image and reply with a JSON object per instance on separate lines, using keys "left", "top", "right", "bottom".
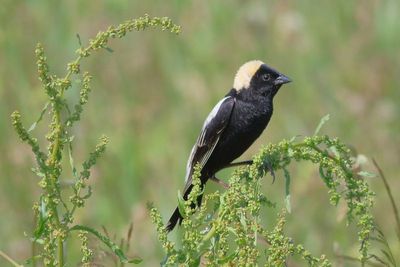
{"left": 203, "top": 97, "right": 230, "bottom": 128}
{"left": 185, "top": 145, "right": 196, "bottom": 182}
{"left": 184, "top": 96, "right": 231, "bottom": 182}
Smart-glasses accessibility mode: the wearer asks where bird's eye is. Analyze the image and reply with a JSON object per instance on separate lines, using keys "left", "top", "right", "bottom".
{"left": 262, "top": 73, "right": 271, "bottom": 81}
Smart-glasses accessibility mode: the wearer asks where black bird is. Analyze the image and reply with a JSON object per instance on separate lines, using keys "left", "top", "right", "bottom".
{"left": 166, "top": 60, "right": 291, "bottom": 232}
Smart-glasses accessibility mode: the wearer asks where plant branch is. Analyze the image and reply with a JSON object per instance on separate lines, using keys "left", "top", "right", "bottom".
{"left": 372, "top": 158, "right": 400, "bottom": 241}
{"left": 0, "top": 251, "right": 23, "bottom": 267}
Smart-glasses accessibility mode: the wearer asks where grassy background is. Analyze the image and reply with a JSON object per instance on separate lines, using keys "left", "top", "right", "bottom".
{"left": 1, "top": 0, "right": 399, "bottom": 265}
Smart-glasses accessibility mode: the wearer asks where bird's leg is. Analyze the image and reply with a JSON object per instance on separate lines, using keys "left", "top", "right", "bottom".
{"left": 223, "top": 160, "right": 253, "bottom": 169}
{"left": 209, "top": 175, "right": 229, "bottom": 189}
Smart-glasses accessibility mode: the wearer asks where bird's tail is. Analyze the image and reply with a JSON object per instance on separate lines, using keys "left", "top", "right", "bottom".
{"left": 165, "top": 206, "right": 182, "bottom": 232}
{"left": 166, "top": 184, "right": 204, "bottom": 232}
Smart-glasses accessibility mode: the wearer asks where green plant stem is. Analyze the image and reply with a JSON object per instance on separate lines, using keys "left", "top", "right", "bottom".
{"left": 58, "top": 237, "right": 63, "bottom": 267}
{"left": 203, "top": 226, "right": 217, "bottom": 243}
{"left": 372, "top": 158, "right": 400, "bottom": 241}
{"left": 32, "top": 214, "right": 37, "bottom": 267}
{"left": 48, "top": 104, "right": 64, "bottom": 266}
{"left": 0, "top": 250, "right": 23, "bottom": 267}
{"left": 49, "top": 56, "right": 80, "bottom": 267}
{"left": 295, "top": 143, "right": 352, "bottom": 180}
{"left": 198, "top": 209, "right": 227, "bottom": 252}
{"left": 47, "top": 115, "right": 62, "bottom": 228}
{"left": 310, "top": 145, "right": 338, "bottom": 162}
{"left": 295, "top": 142, "right": 341, "bottom": 165}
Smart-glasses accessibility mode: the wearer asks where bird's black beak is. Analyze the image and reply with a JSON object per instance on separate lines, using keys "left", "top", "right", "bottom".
{"left": 274, "top": 74, "right": 292, "bottom": 86}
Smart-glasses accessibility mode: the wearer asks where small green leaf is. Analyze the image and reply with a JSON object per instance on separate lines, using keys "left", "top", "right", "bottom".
{"left": 28, "top": 102, "right": 49, "bottom": 132}
{"left": 28, "top": 122, "right": 38, "bottom": 133}
{"left": 177, "top": 190, "right": 186, "bottom": 218}
{"left": 227, "top": 226, "right": 238, "bottom": 236}
{"left": 104, "top": 46, "right": 114, "bottom": 53}
{"left": 31, "top": 168, "right": 45, "bottom": 178}
{"left": 34, "top": 197, "right": 48, "bottom": 239}
{"left": 29, "top": 238, "right": 44, "bottom": 244}
{"left": 81, "top": 185, "right": 92, "bottom": 199}
{"left": 357, "top": 171, "right": 376, "bottom": 178}
{"left": 285, "top": 195, "right": 291, "bottom": 214}
{"left": 191, "top": 256, "right": 201, "bottom": 267}
{"left": 76, "top": 33, "right": 82, "bottom": 47}
{"left": 283, "top": 168, "right": 291, "bottom": 213}
{"left": 25, "top": 255, "right": 42, "bottom": 265}
{"left": 127, "top": 257, "right": 143, "bottom": 264}
{"left": 314, "top": 114, "right": 330, "bottom": 136}
{"left": 319, "top": 165, "right": 331, "bottom": 187}
{"left": 68, "top": 137, "right": 78, "bottom": 178}
{"left": 239, "top": 212, "right": 248, "bottom": 230}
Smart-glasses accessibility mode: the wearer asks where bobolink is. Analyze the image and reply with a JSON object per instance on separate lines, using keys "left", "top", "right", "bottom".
{"left": 166, "top": 60, "right": 291, "bottom": 232}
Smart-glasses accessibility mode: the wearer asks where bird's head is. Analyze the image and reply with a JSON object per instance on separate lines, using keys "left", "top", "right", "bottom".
{"left": 233, "top": 60, "right": 291, "bottom": 98}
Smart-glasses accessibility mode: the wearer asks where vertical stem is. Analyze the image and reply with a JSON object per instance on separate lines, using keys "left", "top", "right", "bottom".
{"left": 53, "top": 108, "right": 64, "bottom": 267}
{"left": 46, "top": 95, "right": 65, "bottom": 266}
{"left": 32, "top": 214, "right": 37, "bottom": 267}
{"left": 48, "top": 51, "right": 79, "bottom": 267}
{"left": 58, "top": 237, "right": 64, "bottom": 267}
{"left": 372, "top": 158, "right": 400, "bottom": 241}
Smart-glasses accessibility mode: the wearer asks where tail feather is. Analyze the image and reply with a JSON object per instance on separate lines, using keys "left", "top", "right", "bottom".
{"left": 165, "top": 207, "right": 182, "bottom": 232}
{"left": 166, "top": 184, "right": 205, "bottom": 232}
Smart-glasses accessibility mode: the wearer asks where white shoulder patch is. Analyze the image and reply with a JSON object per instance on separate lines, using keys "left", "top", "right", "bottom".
{"left": 184, "top": 96, "right": 231, "bottom": 182}
{"left": 202, "top": 96, "right": 230, "bottom": 128}
{"left": 233, "top": 60, "right": 264, "bottom": 90}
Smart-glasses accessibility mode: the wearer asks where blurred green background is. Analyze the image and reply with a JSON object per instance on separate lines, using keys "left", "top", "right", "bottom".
{"left": 1, "top": 0, "right": 399, "bottom": 266}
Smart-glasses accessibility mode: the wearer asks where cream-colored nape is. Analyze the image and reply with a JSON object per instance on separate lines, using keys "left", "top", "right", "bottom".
{"left": 233, "top": 60, "right": 264, "bottom": 90}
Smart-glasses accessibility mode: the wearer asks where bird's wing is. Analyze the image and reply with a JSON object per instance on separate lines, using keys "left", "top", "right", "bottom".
{"left": 183, "top": 96, "right": 235, "bottom": 194}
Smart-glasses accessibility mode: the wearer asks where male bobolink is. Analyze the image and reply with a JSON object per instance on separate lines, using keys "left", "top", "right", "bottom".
{"left": 166, "top": 60, "right": 291, "bottom": 232}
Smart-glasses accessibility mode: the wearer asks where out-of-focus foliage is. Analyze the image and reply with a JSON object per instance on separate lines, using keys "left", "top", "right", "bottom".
{"left": 1, "top": 1, "right": 399, "bottom": 266}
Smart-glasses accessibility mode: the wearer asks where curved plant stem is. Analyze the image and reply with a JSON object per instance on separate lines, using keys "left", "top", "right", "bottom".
{"left": 32, "top": 214, "right": 37, "bottom": 267}
{"left": 372, "top": 158, "right": 400, "bottom": 242}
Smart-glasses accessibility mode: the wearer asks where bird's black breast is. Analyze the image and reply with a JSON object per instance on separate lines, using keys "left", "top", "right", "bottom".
{"left": 203, "top": 93, "right": 273, "bottom": 175}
